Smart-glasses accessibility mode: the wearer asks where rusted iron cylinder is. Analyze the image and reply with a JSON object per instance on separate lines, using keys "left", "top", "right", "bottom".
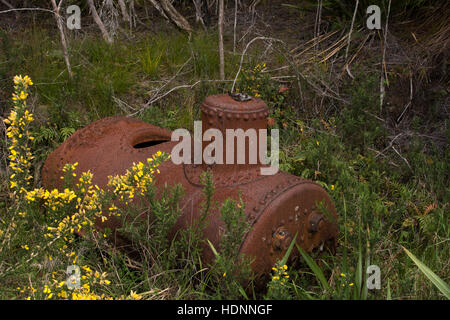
{"left": 42, "top": 94, "right": 339, "bottom": 278}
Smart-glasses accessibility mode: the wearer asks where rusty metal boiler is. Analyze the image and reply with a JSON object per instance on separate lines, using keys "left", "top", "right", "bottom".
{"left": 42, "top": 94, "right": 339, "bottom": 277}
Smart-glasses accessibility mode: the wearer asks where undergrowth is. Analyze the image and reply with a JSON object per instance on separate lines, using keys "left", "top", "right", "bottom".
{"left": 0, "top": 13, "right": 448, "bottom": 299}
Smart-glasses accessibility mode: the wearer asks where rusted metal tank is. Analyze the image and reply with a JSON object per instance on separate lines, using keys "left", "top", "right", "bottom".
{"left": 42, "top": 94, "right": 338, "bottom": 279}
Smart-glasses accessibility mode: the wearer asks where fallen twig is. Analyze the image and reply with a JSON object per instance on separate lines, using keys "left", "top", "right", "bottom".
{"left": 392, "top": 146, "right": 412, "bottom": 171}
{"left": 374, "top": 133, "right": 404, "bottom": 159}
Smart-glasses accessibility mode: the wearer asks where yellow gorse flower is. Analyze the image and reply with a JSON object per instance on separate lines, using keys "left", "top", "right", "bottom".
{"left": 5, "top": 75, "right": 35, "bottom": 196}
{"left": 5, "top": 75, "right": 170, "bottom": 300}
{"left": 271, "top": 263, "right": 290, "bottom": 284}
{"left": 19, "top": 91, "right": 28, "bottom": 100}
{"left": 129, "top": 290, "right": 142, "bottom": 300}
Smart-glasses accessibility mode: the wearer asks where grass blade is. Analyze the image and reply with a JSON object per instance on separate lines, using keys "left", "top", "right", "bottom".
{"left": 354, "top": 246, "right": 363, "bottom": 299}
{"left": 207, "top": 239, "right": 219, "bottom": 257}
{"left": 238, "top": 286, "right": 249, "bottom": 300}
{"left": 386, "top": 279, "right": 392, "bottom": 300}
{"left": 402, "top": 246, "right": 450, "bottom": 299}
{"left": 280, "top": 233, "right": 298, "bottom": 266}
{"left": 296, "top": 244, "right": 332, "bottom": 292}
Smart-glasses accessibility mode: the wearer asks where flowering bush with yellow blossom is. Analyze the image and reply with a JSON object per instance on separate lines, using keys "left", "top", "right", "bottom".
{"left": 265, "top": 262, "right": 292, "bottom": 300}
{"left": 4, "top": 75, "right": 34, "bottom": 197}
{"left": 1, "top": 75, "right": 168, "bottom": 300}
{"left": 237, "top": 62, "right": 292, "bottom": 130}
{"left": 237, "top": 63, "right": 267, "bottom": 98}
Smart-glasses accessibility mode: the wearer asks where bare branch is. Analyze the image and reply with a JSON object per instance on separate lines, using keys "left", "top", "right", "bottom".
{"left": 344, "top": 0, "right": 359, "bottom": 79}
{"left": 218, "top": 0, "right": 225, "bottom": 80}
{"left": 158, "top": 0, "right": 193, "bottom": 33}
{"left": 380, "top": 0, "right": 392, "bottom": 113}
{"left": 0, "top": 7, "right": 55, "bottom": 15}
{"left": 0, "top": 0, "right": 18, "bottom": 19}
{"left": 231, "top": 36, "right": 285, "bottom": 92}
{"left": 50, "top": 0, "right": 73, "bottom": 79}
{"left": 192, "top": 0, "right": 206, "bottom": 29}
{"left": 118, "top": 0, "right": 130, "bottom": 22}
{"left": 148, "top": 0, "right": 169, "bottom": 20}
{"left": 87, "top": 0, "right": 113, "bottom": 43}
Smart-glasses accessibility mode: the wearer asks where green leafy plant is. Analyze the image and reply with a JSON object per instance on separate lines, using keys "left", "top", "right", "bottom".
{"left": 265, "top": 234, "right": 297, "bottom": 300}
{"left": 141, "top": 47, "right": 163, "bottom": 78}
{"left": 402, "top": 247, "right": 450, "bottom": 299}
{"left": 207, "top": 193, "right": 253, "bottom": 299}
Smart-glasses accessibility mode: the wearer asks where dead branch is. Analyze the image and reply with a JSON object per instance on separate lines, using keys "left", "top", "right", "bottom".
{"left": 392, "top": 146, "right": 412, "bottom": 171}
{"left": 343, "top": 33, "right": 371, "bottom": 76}
{"left": 87, "top": 0, "right": 113, "bottom": 43}
{"left": 233, "top": 0, "right": 238, "bottom": 54}
{"left": 148, "top": 0, "right": 168, "bottom": 20}
{"left": 231, "top": 36, "right": 285, "bottom": 92}
{"left": 249, "top": 0, "right": 261, "bottom": 23}
{"left": 50, "top": 0, "right": 73, "bottom": 79}
{"left": 192, "top": 0, "right": 206, "bottom": 29}
{"left": 380, "top": 0, "right": 392, "bottom": 113}
{"left": 344, "top": 0, "right": 359, "bottom": 79}
{"left": 0, "top": 0, "right": 18, "bottom": 19}
{"left": 118, "top": 0, "right": 130, "bottom": 22}
{"left": 156, "top": 0, "right": 193, "bottom": 33}
{"left": 314, "top": 0, "right": 323, "bottom": 52}
{"left": 291, "top": 29, "right": 340, "bottom": 56}
{"left": 374, "top": 133, "right": 404, "bottom": 159}
{"left": 128, "top": 79, "right": 233, "bottom": 117}
{"left": 396, "top": 70, "right": 414, "bottom": 124}
{"left": 218, "top": 0, "right": 225, "bottom": 80}
{"left": 0, "top": 7, "right": 54, "bottom": 15}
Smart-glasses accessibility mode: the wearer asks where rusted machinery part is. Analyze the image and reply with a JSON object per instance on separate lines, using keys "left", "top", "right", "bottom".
{"left": 41, "top": 96, "right": 339, "bottom": 278}
{"left": 42, "top": 116, "right": 173, "bottom": 188}
{"left": 171, "top": 170, "right": 338, "bottom": 277}
{"left": 41, "top": 116, "right": 177, "bottom": 241}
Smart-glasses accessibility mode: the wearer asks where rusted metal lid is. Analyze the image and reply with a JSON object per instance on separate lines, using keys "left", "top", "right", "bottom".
{"left": 201, "top": 94, "right": 269, "bottom": 125}
{"left": 202, "top": 94, "right": 268, "bottom": 112}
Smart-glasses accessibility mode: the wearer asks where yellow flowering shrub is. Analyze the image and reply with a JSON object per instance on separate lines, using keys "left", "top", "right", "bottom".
{"left": 238, "top": 63, "right": 267, "bottom": 98}
{"left": 265, "top": 262, "right": 292, "bottom": 299}
{"left": 4, "top": 75, "right": 35, "bottom": 196}
{"left": 237, "top": 62, "right": 290, "bottom": 129}
{"left": 1, "top": 75, "right": 168, "bottom": 300}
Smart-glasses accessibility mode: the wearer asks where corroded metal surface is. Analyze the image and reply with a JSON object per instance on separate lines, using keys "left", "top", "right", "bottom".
{"left": 42, "top": 95, "right": 339, "bottom": 278}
